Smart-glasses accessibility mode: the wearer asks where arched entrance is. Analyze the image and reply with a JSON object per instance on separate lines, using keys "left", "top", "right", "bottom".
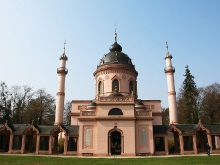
{"left": 108, "top": 127, "right": 123, "bottom": 155}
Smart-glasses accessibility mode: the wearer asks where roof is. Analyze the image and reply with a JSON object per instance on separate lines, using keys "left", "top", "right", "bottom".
{"left": 174, "top": 124, "right": 199, "bottom": 134}
{"left": 10, "top": 124, "right": 30, "bottom": 133}
{"left": 61, "top": 125, "right": 79, "bottom": 135}
{"left": 0, "top": 124, "right": 79, "bottom": 135}
{"left": 203, "top": 124, "right": 220, "bottom": 133}
{"left": 35, "top": 125, "right": 58, "bottom": 134}
{"left": 153, "top": 125, "right": 170, "bottom": 134}
{"left": 98, "top": 42, "right": 134, "bottom": 67}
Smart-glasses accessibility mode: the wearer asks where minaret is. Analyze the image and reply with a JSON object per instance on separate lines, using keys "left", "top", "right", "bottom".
{"left": 164, "top": 41, "right": 178, "bottom": 124}
{"left": 55, "top": 42, "right": 68, "bottom": 125}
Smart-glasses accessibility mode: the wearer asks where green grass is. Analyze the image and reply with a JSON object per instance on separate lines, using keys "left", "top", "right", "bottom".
{"left": 0, "top": 155, "right": 219, "bottom": 165}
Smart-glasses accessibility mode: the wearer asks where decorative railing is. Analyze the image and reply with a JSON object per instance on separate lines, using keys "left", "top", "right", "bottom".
{"left": 135, "top": 110, "right": 152, "bottom": 117}
{"left": 81, "top": 110, "right": 96, "bottom": 116}
{"left": 164, "top": 67, "right": 175, "bottom": 73}
{"left": 57, "top": 67, "right": 68, "bottom": 73}
{"left": 99, "top": 96, "right": 133, "bottom": 102}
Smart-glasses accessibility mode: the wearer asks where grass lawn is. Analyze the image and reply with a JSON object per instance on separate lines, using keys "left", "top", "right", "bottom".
{"left": 0, "top": 155, "right": 219, "bottom": 165}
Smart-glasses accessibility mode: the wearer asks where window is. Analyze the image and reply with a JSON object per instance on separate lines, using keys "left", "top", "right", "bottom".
{"left": 129, "top": 81, "right": 133, "bottom": 93}
{"left": 112, "top": 79, "right": 119, "bottom": 92}
{"left": 98, "top": 81, "right": 102, "bottom": 94}
{"left": 108, "top": 108, "right": 123, "bottom": 115}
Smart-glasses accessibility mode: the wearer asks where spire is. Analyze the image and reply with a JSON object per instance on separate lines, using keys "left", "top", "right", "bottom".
{"left": 114, "top": 24, "right": 117, "bottom": 42}
{"left": 63, "top": 40, "right": 66, "bottom": 55}
{"left": 60, "top": 40, "right": 68, "bottom": 60}
{"left": 166, "top": 40, "right": 168, "bottom": 52}
{"left": 165, "top": 40, "right": 172, "bottom": 59}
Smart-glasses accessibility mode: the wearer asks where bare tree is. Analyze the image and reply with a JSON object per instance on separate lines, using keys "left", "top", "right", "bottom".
{"left": 12, "top": 85, "right": 34, "bottom": 124}
{"left": 200, "top": 83, "right": 220, "bottom": 124}
{"left": 64, "top": 100, "right": 71, "bottom": 125}
{"left": 0, "top": 82, "right": 13, "bottom": 123}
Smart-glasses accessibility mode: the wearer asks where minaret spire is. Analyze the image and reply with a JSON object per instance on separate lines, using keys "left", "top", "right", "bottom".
{"left": 55, "top": 42, "right": 68, "bottom": 125}
{"left": 166, "top": 40, "right": 168, "bottom": 52}
{"left": 164, "top": 42, "right": 178, "bottom": 124}
{"left": 63, "top": 40, "right": 66, "bottom": 55}
{"left": 114, "top": 24, "right": 117, "bottom": 42}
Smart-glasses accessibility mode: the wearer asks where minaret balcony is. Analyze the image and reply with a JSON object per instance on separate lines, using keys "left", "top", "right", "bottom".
{"left": 164, "top": 67, "right": 175, "bottom": 73}
{"left": 57, "top": 67, "right": 68, "bottom": 74}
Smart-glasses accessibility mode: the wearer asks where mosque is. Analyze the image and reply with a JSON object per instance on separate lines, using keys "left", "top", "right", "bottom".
{"left": 0, "top": 31, "right": 220, "bottom": 156}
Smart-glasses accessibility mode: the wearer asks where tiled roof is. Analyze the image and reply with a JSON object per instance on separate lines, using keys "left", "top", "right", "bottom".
{"left": 203, "top": 124, "right": 220, "bottom": 133}
{"left": 153, "top": 125, "right": 170, "bottom": 134}
{"left": 9, "top": 124, "right": 30, "bottom": 133}
{"left": 61, "top": 125, "right": 79, "bottom": 135}
{"left": 174, "top": 124, "right": 199, "bottom": 134}
{"left": 34, "top": 125, "right": 57, "bottom": 134}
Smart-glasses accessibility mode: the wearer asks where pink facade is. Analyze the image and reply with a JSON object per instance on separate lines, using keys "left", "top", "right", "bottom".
{"left": 70, "top": 35, "right": 162, "bottom": 156}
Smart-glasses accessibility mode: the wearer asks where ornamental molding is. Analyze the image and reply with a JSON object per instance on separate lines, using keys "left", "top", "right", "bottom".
{"left": 168, "top": 91, "right": 176, "bottom": 95}
{"left": 94, "top": 64, "right": 138, "bottom": 78}
{"left": 128, "top": 77, "right": 135, "bottom": 82}
{"left": 135, "top": 110, "right": 152, "bottom": 117}
{"left": 95, "top": 69, "right": 137, "bottom": 78}
{"left": 98, "top": 96, "right": 133, "bottom": 102}
{"left": 56, "top": 92, "right": 65, "bottom": 96}
{"left": 81, "top": 111, "right": 96, "bottom": 116}
{"left": 167, "top": 124, "right": 182, "bottom": 134}
{"left": 24, "top": 125, "right": 40, "bottom": 134}
{"left": 193, "top": 124, "right": 210, "bottom": 134}
{"left": 111, "top": 74, "right": 122, "bottom": 80}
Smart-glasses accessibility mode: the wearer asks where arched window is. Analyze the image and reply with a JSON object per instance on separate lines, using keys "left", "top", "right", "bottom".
{"left": 112, "top": 79, "right": 119, "bottom": 92}
{"left": 129, "top": 81, "right": 133, "bottom": 93}
{"left": 108, "top": 108, "right": 123, "bottom": 115}
{"left": 98, "top": 81, "right": 102, "bottom": 94}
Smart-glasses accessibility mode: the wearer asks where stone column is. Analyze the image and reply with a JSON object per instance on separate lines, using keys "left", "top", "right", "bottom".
{"left": 207, "top": 133, "right": 212, "bottom": 153}
{"left": 193, "top": 135, "right": 197, "bottom": 154}
{"left": 63, "top": 135, "right": 68, "bottom": 155}
{"left": 179, "top": 135, "right": 184, "bottom": 155}
{"left": 21, "top": 134, "right": 26, "bottom": 154}
{"left": 36, "top": 135, "right": 40, "bottom": 154}
{"left": 8, "top": 134, "right": 13, "bottom": 153}
{"left": 165, "top": 135, "right": 169, "bottom": 155}
{"left": 49, "top": 135, "right": 53, "bottom": 154}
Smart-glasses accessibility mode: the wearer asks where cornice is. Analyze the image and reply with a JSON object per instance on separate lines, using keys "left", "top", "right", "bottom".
{"left": 152, "top": 112, "right": 162, "bottom": 116}
{"left": 94, "top": 64, "right": 138, "bottom": 78}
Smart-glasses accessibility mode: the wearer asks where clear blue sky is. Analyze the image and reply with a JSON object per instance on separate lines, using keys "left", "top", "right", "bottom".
{"left": 1, "top": 0, "right": 220, "bottom": 108}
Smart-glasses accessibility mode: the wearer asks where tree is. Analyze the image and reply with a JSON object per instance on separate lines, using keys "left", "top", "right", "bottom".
{"left": 0, "top": 82, "right": 12, "bottom": 123}
{"left": 64, "top": 100, "right": 71, "bottom": 125}
{"left": 177, "top": 65, "right": 199, "bottom": 124}
{"left": 12, "top": 85, "right": 34, "bottom": 124}
{"left": 162, "top": 107, "right": 169, "bottom": 125}
{"left": 200, "top": 83, "right": 220, "bottom": 123}
{"left": 23, "top": 89, "right": 55, "bottom": 125}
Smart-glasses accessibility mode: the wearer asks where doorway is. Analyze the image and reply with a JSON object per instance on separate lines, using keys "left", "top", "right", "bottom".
{"left": 110, "top": 130, "right": 121, "bottom": 155}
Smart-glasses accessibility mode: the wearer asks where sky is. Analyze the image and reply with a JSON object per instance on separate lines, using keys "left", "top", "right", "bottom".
{"left": 0, "top": 0, "right": 220, "bottom": 108}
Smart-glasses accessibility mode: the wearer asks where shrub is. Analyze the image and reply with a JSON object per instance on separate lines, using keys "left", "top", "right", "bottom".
{"left": 57, "top": 138, "right": 64, "bottom": 153}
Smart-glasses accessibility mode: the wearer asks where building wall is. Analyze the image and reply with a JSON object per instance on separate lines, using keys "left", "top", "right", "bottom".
{"left": 96, "top": 104, "right": 135, "bottom": 117}
{"left": 95, "top": 72, "right": 136, "bottom": 97}
{"left": 135, "top": 120, "right": 154, "bottom": 155}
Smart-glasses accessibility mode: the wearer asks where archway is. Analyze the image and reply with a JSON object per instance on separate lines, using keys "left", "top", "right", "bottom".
{"left": 111, "top": 130, "right": 121, "bottom": 155}
{"left": 108, "top": 127, "right": 123, "bottom": 155}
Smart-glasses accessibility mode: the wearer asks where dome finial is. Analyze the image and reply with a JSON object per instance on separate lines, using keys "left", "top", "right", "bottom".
{"left": 166, "top": 40, "right": 168, "bottom": 52}
{"left": 60, "top": 40, "right": 68, "bottom": 60}
{"left": 114, "top": 24, "right": 117, "bottom": 42}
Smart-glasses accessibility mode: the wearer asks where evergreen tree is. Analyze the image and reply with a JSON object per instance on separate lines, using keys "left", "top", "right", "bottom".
{"left": 178, "top": 65, "right": 199, "bottom": 124}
